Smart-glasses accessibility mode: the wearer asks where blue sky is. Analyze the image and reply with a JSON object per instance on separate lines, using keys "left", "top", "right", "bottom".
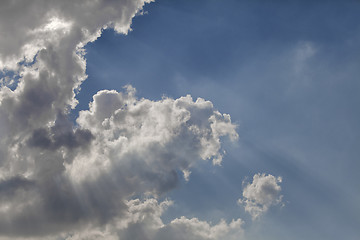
{"left": 76, "top": 0, "right": 360, "bottom": 239}
{"left": 0, "top": 0, "right": 359, "bottom": 239}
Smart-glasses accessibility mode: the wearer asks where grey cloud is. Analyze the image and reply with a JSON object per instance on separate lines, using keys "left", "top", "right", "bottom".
{"left": 0, "top": 0, "right": 153, "bottom": 237}
{"left": 0, "top": 175, "right": 127, "bottom": 237}
{"left": 63, "top": 198, "right": 244, "bottom": 240}
{"left": 28, "top": 114, "right": 93, "bottom": 152}
{"left": 0, "top": 176, "right": 35, "bottom": 199}
{"left": 0, "top": 85, "right": 237, "bottom": 238}
{"left": 0, "top": 0, "right": 241, "bottom": 238}
{"left": 0, "top": 0, "right": 152, "bottom": 175}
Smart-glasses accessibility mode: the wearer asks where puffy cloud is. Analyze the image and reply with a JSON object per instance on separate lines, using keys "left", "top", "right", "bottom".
{"left": 0, "top": 198, "right": 244, "bottom": 240}
{"left": 156, "top": 216, "right": 244, "bottom": 240}
{"left": 0, "top": 0, "right": 239, "bottom": 238}
{"left": 0, "top": 0, "right": 153, "bottom": 179}
{"left": 0, "top": 0, "right": 152, "bottom": 70}
{"left": 238, "top": 173, "right": 283, "bottom": 220}
{"left": 70, "top": 86, "right": 238, "bottom": 185}
{"left": 63, "top": 198, "right": 244, "bottom": 240}
{"left": 0, "top": 86, "right": 237, "bottom": 237}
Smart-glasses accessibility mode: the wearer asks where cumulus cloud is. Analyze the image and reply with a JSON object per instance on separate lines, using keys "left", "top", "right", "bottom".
{"left": 0, "top": 0, "right": 154, "bottom": 180}
{"left": 0, "top": 0, "right": 240, "bottom": 238}
{"left": 71, "top": 86, "right": 238, "bottom": 185}
{"left": 0, "top": 0, "right": 152, "bottom": 70}
{"left": 64, "top": 198, "right": 244, "bottom": 240}
{"left": 238, "top": 173, "right": 283, "bottom": 220}
{"left": 0, "top": 198, "right": 244, "bottom": 240}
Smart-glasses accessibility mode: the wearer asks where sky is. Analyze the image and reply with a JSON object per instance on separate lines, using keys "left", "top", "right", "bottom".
{"left": 0, "top": 0, "right": 359, "bottom": 239}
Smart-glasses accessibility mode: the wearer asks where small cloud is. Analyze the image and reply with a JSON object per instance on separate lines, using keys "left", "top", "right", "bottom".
{"left": 238, "top": 173, "right": 283, "bottom": 220}
{"left": 293, "top": 41, "right": 316, "bottom": 74}
{"left": 182, "top": 169, "right": 191, "bottom": 182}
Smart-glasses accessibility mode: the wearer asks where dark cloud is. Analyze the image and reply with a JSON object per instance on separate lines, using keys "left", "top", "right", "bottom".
{"left": 28, "top": 114, "right": 93, "bottom": 152}
{"left": 0, "top": 176, "right": 35, "bottom": 198}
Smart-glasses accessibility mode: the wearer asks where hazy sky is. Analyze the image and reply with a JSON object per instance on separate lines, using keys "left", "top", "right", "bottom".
{"left": 0, "top": 0, "right": 359, "bottom": 239}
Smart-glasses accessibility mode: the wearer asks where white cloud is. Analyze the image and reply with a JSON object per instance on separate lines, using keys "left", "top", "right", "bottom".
{"left": 157, "top": 216, "right": 244, "bottom": 240}
{"left": 70, "top": 86, "right": 238, "bottom": 185}
{"left": 0, "top": 0, "right": 153, "bottom": 70}
{"left": 0, "top": 85, "right": 237, "bottom": 237}
{"left": 63, "top": 198, "right": 244, "bottom": 240}
{"left": 0, "top": 0, "right": 153, "bottom": 180}
{"left": 0, "top": 0, "right": 240, "bottom": 238}
{"left": 0, "top": 198, "right": 244, "bottom": 240}
{"left": 238, "top": 173, "right": 283, "bottom": 220}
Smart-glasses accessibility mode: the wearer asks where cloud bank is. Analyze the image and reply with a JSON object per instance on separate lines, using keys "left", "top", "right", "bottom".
{"left": 0, "top": 0, "right": 243, "bottom": 239}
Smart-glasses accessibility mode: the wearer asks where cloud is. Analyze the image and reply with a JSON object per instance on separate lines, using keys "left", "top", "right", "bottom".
{"left": 0, "top": 84, "right": 237, "bottom": 238}
{"left": 0, "top": 1, "right": 240, "bottom": 238}
{"left": 238, "top": 173, "right": 283, "bottom": 220}
{"left": 156, "top": 216, "right": 244, "bottom": 240}
{"left": 0, "top": 0, "right": 154, "bottom": 180}
{"left": 71, "top": 86, "right": 238, "bottom": 185}
{"left": 63, "top": 198, "right": 244, "bottom": 240}
{"left": 0, "top": 0, "right": 153, "bottom": 70}
{"left": 0, "top": 198, "right": 244, "bottom": 240}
